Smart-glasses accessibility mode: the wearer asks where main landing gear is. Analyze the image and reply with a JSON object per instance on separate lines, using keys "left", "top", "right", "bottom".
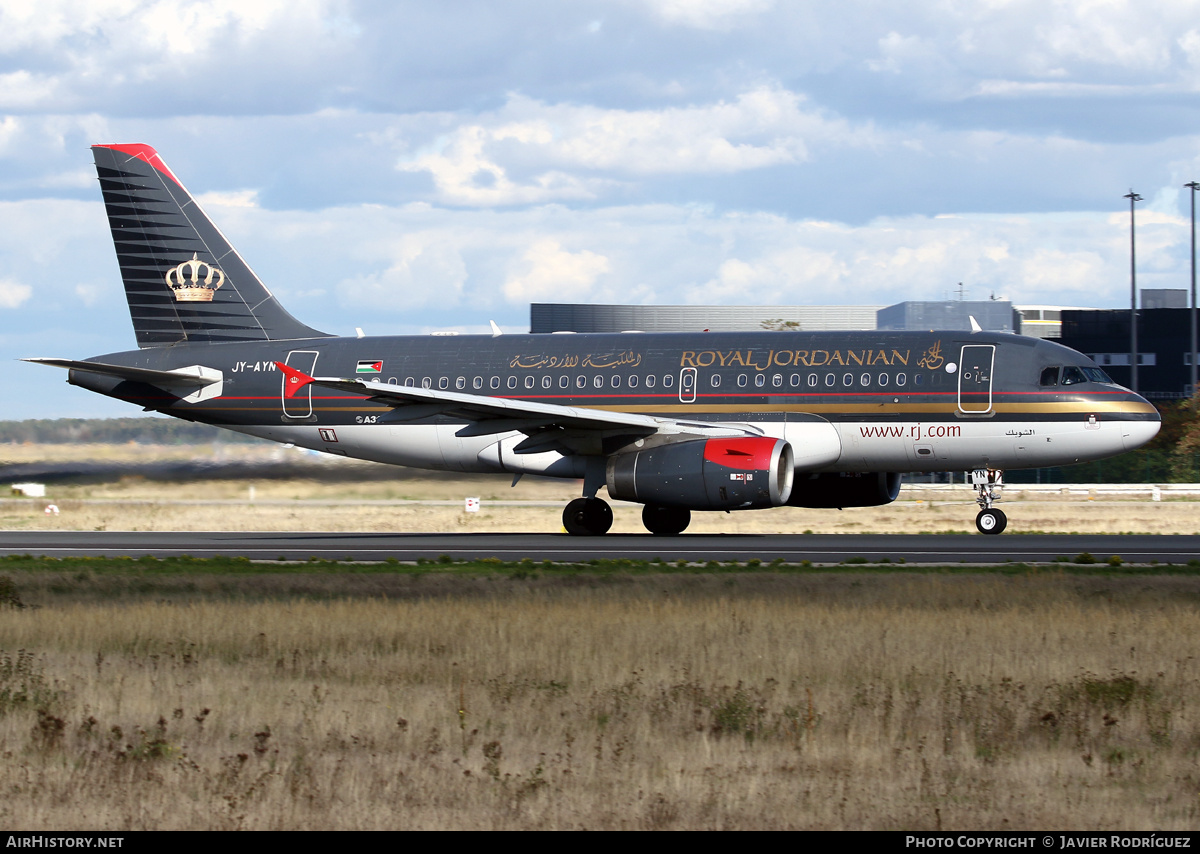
{"left": 561, "top": 499, "right": 693, "bottom": 536}
{"left": 563, "top": 497, "right": 613, "bottom": 536}
{"left": 970, "top": 468, "right": 1007, "bottom": 535}
{"left": 642, "top": 504, "right": 691, "bottom": 536}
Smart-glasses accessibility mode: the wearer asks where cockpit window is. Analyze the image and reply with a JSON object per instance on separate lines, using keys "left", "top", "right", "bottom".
{"left": 1061, "top": 366, "right": 1087, "bottom": 385}
{"left": 1039, "top": 366, "right": 1059, "bottom": 387}
{"left": 1083, "top": 367, "right": 1113, "bottom": 384}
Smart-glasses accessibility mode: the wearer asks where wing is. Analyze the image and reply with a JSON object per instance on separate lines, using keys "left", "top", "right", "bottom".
{"left": 276, "top": 362, "right": 759, "bottom": 456}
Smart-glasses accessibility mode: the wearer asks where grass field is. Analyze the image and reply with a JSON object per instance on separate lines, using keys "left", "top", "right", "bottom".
{"left": 2, "top": 441, "right": 1198, "bottom": 535}
{"left": 3, "top": 444, "right": 1200, "bottom": 829}
{"left": 1, "top": 561, "right": 1199, "bottom": 830}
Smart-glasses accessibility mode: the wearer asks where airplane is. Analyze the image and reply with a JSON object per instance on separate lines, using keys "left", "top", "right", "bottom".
{"left": 26, "top": 144, "right": 1161, "bottom": 536}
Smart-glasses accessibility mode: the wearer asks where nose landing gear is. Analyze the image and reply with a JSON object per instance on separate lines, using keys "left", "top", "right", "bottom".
{"left": 970, "top": 468, "right": 1007, "bottom": 535}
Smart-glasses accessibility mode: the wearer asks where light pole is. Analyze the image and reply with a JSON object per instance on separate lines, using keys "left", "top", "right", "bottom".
{"left": 1125, "top": 190, "right": 1143, "bottom": 392}
{"left": 1186, "top": 181, "right": 1199, "bottom": 400}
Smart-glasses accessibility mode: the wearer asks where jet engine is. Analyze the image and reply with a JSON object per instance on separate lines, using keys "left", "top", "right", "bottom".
{"left": 786, "top": 471, "right": 902, "bottom": 508}
{"left": 606, "top": 437, "right": 794, "bottom": 510}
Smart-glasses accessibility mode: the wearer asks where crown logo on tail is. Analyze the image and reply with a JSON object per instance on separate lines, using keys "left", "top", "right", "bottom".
{"left": 165, "top": 253, "right": 225, "bottom": 302}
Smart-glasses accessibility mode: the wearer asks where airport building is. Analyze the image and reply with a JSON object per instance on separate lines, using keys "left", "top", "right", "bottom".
{"left": 532, "top": 300, "right": 1074, "bottom": 336}
{"left": 529, "top": 303, "right": 882, "bottom": 333}
{"left": 1057, "top": 307, "right": 1199, "bottom": 399}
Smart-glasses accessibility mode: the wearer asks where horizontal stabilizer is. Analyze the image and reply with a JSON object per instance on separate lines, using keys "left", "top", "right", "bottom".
{"left": 25, "top": 358, "right": 223, "bottom": 403}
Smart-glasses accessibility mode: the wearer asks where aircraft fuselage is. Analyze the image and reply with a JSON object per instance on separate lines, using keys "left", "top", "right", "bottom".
{"left": 68, "top": 328, "right": 1158, "bottom": 480}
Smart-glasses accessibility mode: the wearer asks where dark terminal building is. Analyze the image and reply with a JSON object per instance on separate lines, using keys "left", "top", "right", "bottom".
{"left": 1058, "top": 308, "right": 1197, "bottom": 399}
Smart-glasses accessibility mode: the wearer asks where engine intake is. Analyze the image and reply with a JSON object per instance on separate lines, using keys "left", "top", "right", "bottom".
{"left": 607, "top": 437, "right": 794, "bottom": 510}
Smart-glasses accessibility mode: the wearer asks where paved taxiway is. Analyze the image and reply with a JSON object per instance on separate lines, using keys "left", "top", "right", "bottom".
{"left": 1, "top": 532, "right": 1199, "bottom": 564}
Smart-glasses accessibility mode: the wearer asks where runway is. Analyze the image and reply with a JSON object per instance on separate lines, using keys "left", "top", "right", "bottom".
{"left": 2, "top": 531, "right": 1199, "bottom": 564}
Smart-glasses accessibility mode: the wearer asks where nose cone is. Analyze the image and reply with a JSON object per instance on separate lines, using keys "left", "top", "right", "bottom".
{"left": 1120, "top": 394, "right": 1161, "bottom": 451}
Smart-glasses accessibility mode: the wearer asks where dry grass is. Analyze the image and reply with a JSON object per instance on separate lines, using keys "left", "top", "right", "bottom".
{"left": 1, "top": 573, "right": 1199, "bottom": 829}
{"left": 5, "top": 441, "right": 1199, "bottom": 535}
{"left": 3, "top": 484, "right": 1200, "bottom": 535}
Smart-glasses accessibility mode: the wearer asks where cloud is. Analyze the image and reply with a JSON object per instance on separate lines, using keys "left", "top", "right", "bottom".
{"left": 640, "top": 0, "right": 776, "bottom": 30}
{"left": 396, "top": 87, "right": 873, "bottom": 205}
{"left": 195, "top": 189, "right": 260, "bottom": 208}
{"left": 0, "top": 278, "right": 32, "bottom": 308}
{"left": 337, "top": 236, "right": 468, "bottom": 311}
{"left": 503, "top": 239, "right": 611, "bottom": 302}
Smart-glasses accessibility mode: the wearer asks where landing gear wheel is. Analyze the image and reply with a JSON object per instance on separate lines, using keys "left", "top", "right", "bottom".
{"left": 563, "top": 497, "right": 613, "bottom": 536}
{"left": 975, "top": 508, "right": 1007, "bottom": 535}
{"left": 642, "top": 505, "right": 691, "bottom": 535}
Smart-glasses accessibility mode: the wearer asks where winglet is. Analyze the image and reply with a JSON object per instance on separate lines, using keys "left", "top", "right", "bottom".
{"left": 490, "top": 320, "right": 503, "bottom": 337}
{"left": 968, "top": 315, "right": 982, "bottom": 333}
{"left": 275, "top": 361, "right": 316, "bottom": 398}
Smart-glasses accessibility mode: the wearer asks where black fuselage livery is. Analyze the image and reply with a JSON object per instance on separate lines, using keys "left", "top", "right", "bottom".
{"left": 28, "top": 144, "right": 1161, "bottom": 535}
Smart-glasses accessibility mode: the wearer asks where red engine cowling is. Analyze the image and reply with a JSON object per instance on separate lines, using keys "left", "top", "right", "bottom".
{"left": 786, "top": 471, "right": 901, "bottom": 508}
{"left": 606, "top": 437, "right": 794, "bottom": 510}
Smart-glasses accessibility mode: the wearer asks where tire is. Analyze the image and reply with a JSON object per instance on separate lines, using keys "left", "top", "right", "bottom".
{"left": 975, "top": 508, "right": 1007, "bottom": 535}
{"left": 641, "top": 504, "right": 691, "bottom": 535}
{"left": 563, "top": 497, "right": 613, "bottom": 535}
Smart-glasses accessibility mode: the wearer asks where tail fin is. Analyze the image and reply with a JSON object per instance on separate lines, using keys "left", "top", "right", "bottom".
{"left": 91, "top": 144, "right": 331, "bottom": 348}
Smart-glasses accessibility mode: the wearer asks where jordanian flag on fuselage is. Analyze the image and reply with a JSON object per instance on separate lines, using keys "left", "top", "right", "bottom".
{"left": 356, "top": 360, "right": 383, "bottom": 374}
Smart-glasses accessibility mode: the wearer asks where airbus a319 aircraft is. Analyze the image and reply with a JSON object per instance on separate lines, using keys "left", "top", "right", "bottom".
{"left": 27, "top": 144, "right": 1161, "bottom": 535}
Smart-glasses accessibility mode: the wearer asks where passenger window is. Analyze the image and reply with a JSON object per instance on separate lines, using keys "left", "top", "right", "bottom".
{"left": 455, "top": 377, "right": 465, "bottom": 390}
{"left": 576, "top": 376, "right": 587, "bottom": 389}
{"left": 507, "top": 377, "right": 517, "bottom": 389}
{"left": 663, "top": 375, "right": 674, "bottom": 388}
{"left": 825, "top": 373, "right": 835, "bottom": 387}
{"left": 754, "top": 374, "right": 765, "bottom": 388}
{"left": 878, "top": 374, "right": 888, "bottom": 386}
{"left": 913, "top": 374, "right": 923, "bottom": 386}
{"left": 405, "top": 377, "right": 415, "bottom": 387}
{"left": 772, "top": 374, "right": 782, "bottom": 388}
{"left": 542, "top": 376, "right": 552, "bottom": 389}
{"left": 525, "top": 376, "right": 535, "bottom": 389}
{"left": 388, "top": 377, "right": 397, "bottom": 385}
{"left": 842, "top": 373, "right": 854, "bottom": 386}
{"left": 628, "top": 375, "right": 639, "bottom": 388}
{"left": 896, "top": 373, "right": 906, "bottom": 387}
{"left": 1040, "top": 366, "right": 1060, "bottom": 387}
{"left": 422, "top": 377, "right": 431, "bottom": 389}
{"left": 594, "top": 376, "right": 604, "bottom": 389}
{"left": 791, "top": 374, "right": 801, "bottom": 387}
{"left": 860, "top": 373, "right": 870, "bottom": 386}
{"left": 439, "top": 377, "right": 448, "bottom": 390}
{"left": 611, "top": 375, "right": 621, "bottom": 388}
{"left": 1062, "top": 366, "right": 1087, "bottom": 385}
{"left": 646, "top": 375, "right": 656, "bottom": 389}
{"left": 490, "top": 377, "right": 500, "bottom": 390}
{"left": 737, "top": 374, "right": 748, "bottom": 388}
{"left": 711, "top": 374, "right": 721, "bottom": 388}
{"left": 473, "top": 377, "right": 483, "bottom": 389}
{"left": 807, "top": 374, "right": 818, "bottom": 388}
{"left": 560, "top": 376, "right": 569, "bottom": 389}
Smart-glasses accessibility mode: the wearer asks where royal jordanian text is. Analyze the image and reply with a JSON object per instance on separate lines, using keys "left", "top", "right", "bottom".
{"left": 681, "top": 348, "right": 913, "bottom": 369}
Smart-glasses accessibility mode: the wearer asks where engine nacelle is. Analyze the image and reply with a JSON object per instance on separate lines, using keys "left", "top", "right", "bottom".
{"left": 607, "top": 437, "right": 794, "bottom": 510}
{"left": 786, "top": 471, "right": 902, "bottom": 508}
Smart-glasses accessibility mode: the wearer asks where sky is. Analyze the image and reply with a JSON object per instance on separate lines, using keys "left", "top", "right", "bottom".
{"left": 3, "top": 0, "right": 1200, "bottom": 418}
